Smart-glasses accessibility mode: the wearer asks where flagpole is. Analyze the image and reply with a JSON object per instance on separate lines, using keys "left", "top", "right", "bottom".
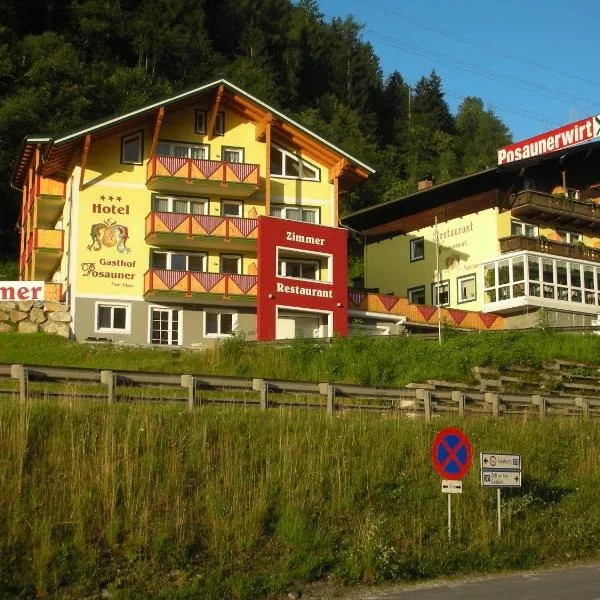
{"left": 435, "top": 215, "right": 441, "bottom": 345}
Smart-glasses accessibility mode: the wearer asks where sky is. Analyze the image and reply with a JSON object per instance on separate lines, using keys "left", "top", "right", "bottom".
{"left": 317, "top": 0, "right": 600, "bottom": 144}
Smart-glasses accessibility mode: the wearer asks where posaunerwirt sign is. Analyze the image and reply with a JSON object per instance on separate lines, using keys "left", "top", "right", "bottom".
{"left": 498, "top": 114, "right": 600, "bottom": 165}
{"left": 0, "top": 281, "right": 45, "bottom": 301}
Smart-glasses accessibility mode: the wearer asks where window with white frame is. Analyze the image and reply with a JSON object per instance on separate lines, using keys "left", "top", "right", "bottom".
{"left": 156, "top": 141, "right": 209, "bottom": 159}
{"left": 96, "top": 303, "right": 130, "bottom": 333}
{"left": 270, "top": 205, "right": 318, "bottom": 224}
{"left": 222, "top": 147, "right": 244, "bottom": 163}
{"left": 278, "top": 259, "right": 319, "bottom": 280}
{"left": 152, "top": 195, "right": 208, "bottom": 215}
{"left": 121, "top": 131, "right": 143, "bottom": 164}
{"left": 511, "top": 220, "right": 538, "bottom": 238}
{"left": 204, "top": 310, "right": 237, "bottom": 337}
{"left": 410, "top": 237, "right": 424, "bottom": 261}
{"left": 220, "top": 254, "right": 242, "bottom": 274}
{"left": 151, "top": 250, "right": 206, "bottom": 272}
{"left": 221, "top": 200, "right": 242, "bottom": 217}
{"left": 431, "top": 281, "right": 450, "bottom": 306}
{"left": 557, "top": 229, "right": 583, "bottom": 245}
{"left": 150, "top": 307, "right": 180, "bottom": 345}
{"left": 483, "top": 254, "right": 600, "bottom": 307}
{"left": 457, "top": 275, "right": 476, "bottom": 303}
{"left": 270, "top": 144, "right": 320, "bottom": 181}
{"left": 407, "top": 285, "right": 425, "bottom": 304}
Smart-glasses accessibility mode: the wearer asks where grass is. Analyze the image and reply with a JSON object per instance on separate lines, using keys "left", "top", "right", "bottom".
{"left": 2, "top": 401, "right": 600, "bottom": 598}
{"left": 0, "top": 329, "right": 599, "bottom": 387}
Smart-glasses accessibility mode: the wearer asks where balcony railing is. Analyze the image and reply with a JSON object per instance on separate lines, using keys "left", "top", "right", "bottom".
{"left": 145, "top": 212, "right": 258, "bottom": 247}
{"left": 144, "top": 269, "right": 257, "bottom": 299}
{"left": 23, "top": 228, "right": 64, "bottom": 280}
{"left": 146, "top": 155, "right": 260, "bottom": 197}
{"left": 347, "top": 290, "right": 504, "bottom": 330}
{"left": 25, "top": 176, "right": 66, "bottom": 228}
{"left": 45, "top": 283, "right": 63, "bottom": 303}
{"left": 500, "top": 235, "right": 600, "bottom": 264}
{"left": 510, "top": 190, "right": 600, "bottom": 233}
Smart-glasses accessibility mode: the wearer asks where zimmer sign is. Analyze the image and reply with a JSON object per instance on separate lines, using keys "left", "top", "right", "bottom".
{"left": 0, "top": 281, "right": 45, "bottom": 301}
{"left": 498, "top": 114, "right": 600, "bottom": 165}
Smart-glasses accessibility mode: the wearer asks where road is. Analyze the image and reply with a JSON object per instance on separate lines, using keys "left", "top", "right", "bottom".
{"left": 363, "top": 562, "right": 600, "bottom": 600}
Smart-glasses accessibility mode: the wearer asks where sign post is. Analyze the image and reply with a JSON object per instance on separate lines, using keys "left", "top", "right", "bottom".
{"left": 480, "top": 453, "right": 522, "bottom": 537}
{"left": 432, "top": 428, "right": 472, "bottom": 541}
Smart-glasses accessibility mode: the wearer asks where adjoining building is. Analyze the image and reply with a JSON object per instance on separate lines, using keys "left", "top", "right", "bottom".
{"left": 12, "top": 79, "right": 378, "bottom": 345}
{"left": 342, "top": 137, "right": 600, "bottom": 329}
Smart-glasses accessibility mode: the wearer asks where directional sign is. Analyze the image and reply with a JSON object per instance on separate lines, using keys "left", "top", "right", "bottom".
{"left": 480, "top": 453, "right": 521, "bottom": 470}
{"left": 442, "top": 480, "right": 463, "bottom": 494}
{"left": 481, "top": 470, "right": 522, "bottom": 488}
{"left": 432, "top": 427, "right": 472, "bottom": 480}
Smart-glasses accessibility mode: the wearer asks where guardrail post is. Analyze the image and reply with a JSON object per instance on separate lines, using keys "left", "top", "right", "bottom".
{"left": 452, "top": 391, "right": 465, "bottom": 418}
{"left": 101, "top": 370, "right": 115, "bottom": 404}
{"left": 253, "top": 378, "right": 268, "bottom": 410}
{"left": 576, "top": 396, "right": 590, "bottom": 419}
{"left": 485, "top": 392, "right": 500, "bottom": 418}
{"left": 11, "top": 364, "right": 28, "bottom": 403}
{"left": 532, "top": 394, "right": 545, "bottom": 419}
{"left": 319, "top": 383, "right": 335, "bottom": 414}
{"left": 181, "top": 375, "right": 198, "bottom": 410}
{"left": 416, "top": 389, "right": 432, "bottom": 421}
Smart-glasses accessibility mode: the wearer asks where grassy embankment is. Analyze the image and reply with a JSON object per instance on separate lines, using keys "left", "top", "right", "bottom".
{"left": 2, "top": 402, "right": 600, "bottom": 599}
{"left": 0, "top": 329, "right": 599, "bottom": 386}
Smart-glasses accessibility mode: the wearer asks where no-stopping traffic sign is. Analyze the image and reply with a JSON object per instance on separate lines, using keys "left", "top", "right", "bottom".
{"left": 432, "top": 427, "right": 472, "bottom": 480}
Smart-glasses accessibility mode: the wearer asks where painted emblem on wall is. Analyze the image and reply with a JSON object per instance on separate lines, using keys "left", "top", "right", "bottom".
{"left": 87, "top": 219, "right": 130, "bottom": 254}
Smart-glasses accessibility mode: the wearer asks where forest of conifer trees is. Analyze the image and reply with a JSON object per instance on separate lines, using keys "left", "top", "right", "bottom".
{"left": 0, "top": 0, "right": 512, "bottom": 256}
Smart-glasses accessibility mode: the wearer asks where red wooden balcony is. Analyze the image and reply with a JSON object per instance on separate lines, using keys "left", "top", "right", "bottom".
{"left": 24, "top": 176, "right": 66, "bottom": 228}
{"left": 144, "top": 269, "right": 257, "bottom": 302}
{"left": 146, "top": 155, "right": 260, "bottom": 197}
{"left": 145, "top": 212, "right": 258, "bottom": 251}
{"left": 22, "top": 228, "right": 64, "bottom": 281}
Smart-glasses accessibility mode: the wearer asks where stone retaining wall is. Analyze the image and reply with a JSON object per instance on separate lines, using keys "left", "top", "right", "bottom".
{"left": 0, "top": 301, "right": 71, "bottom": 337}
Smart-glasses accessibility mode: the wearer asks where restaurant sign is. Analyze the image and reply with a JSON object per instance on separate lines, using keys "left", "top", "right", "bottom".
{"left": 498, "top": 115, "right": 600, "bottom": 165}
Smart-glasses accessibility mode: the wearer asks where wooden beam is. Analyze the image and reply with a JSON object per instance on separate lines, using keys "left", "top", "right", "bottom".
{"left": 79, "top": 134, "right": 91, "bottom": 191}
{"left": 255, "top": 112, "right": 273, "bottom": 141}
{"left": 149, "top": 106, "right": 165, "bottom": 157}
{"left": 207, "top": 84, "right": 224, "bottom": 140}
{"left": 328, "top": 158, "right": 348, "bottom": 183}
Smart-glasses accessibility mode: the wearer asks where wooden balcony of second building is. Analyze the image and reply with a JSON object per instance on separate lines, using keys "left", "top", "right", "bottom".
{"left": 145, "top": 211, "right": 258, "bottom": 252}
{"left": 510, "top": 190, "right": 600, "bottom": 234}
{"left": 146, "top": 154, "right": 260, "bottom": 197}
{"left": 143, "top": 269, "right": 257, "bottom": 305}
{"left": 500, "top": 234, "right": 600, "bottom": 264}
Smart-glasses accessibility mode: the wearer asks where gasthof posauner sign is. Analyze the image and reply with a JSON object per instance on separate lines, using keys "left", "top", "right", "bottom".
{"left": 0, "top": 281, "right": 45, "bottom": 301}
{"left": 497, "top": 114, "right": 600, "bottom": 165}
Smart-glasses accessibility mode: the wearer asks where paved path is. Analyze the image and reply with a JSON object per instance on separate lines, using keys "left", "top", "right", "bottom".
{"left": 363, "top": 562, "right": 600, "bottom": 600}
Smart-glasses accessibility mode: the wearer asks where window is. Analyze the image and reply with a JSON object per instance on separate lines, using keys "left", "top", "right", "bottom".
{"left": 151, "top": 251, "right": 206, "bottom": 272}
{"left": 270, "top": 144, "right": 320, "bottom": 181}
{"left": 511, "top": 220, "right": 538, "bottom": 238}
{"left": 204, "top": 310, "right": 237, "bottom": 337}
{"left": 121, "top": 131, "right": 143, "bottom": 164}
{"left": 407, "top": 286, "right": 425, "bottom": 304}
{"left": 96, "top": 303, "right": 130, "bottom": 333}
{"left": 457, "top": 275, "right": 476, "bottom": 303}
{"left": 195, "top": 110, "right": 207, "bottom": 134}
{"left": 156, "top": 141, "right": 209, "bottom": 159}
{"left": 431, "top": 281, "right": 450, "bottom": 307}
{"left": 150, "top": 307, "right": 180, "bottom": 345}
{"left": 152, "top": 195, "right": 208, "bottom": 215}
{"left": 557, "top": 229, "right": 583, "bottom": 245}
{"left": 222, "top": 147, "right": 244, "bottom": 163}
{"left": 220, "top": 254, "right": 242, "bottom": 274}
{"left": 410, "top": 237, "right": 424, "bottom": 261}
{"left": 278, "top": 259, "right": 319, "bottom": 280}
{"left": 215, "top": 112, "right": 225, "bottom": 136}
{"left": 222, "top": 200, "right": 242, "bottom": 217}
{"left": 270, "top": 205, "right": 318, "bottom": 224}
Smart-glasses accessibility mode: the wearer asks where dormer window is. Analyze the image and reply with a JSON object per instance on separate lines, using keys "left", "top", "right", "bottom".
{"left": 270, "top": 144, "right": 320, "bottom": 181}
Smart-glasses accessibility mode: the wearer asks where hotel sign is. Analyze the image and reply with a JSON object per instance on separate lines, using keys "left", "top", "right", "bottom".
{"left": 497, "top": 115, "right": 600, "bottom": 165}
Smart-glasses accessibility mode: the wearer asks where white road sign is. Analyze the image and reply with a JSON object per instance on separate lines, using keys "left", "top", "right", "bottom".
{"left": 481, "top": 470, "right": 522, "bottom": 488}
{"left": 480, "top": 453, "right": 521, "bottom": 470}
{"left": 441, "top": 480, "right": 463, "bottom": 494}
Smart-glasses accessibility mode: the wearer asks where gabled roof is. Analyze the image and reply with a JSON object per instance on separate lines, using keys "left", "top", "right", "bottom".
{"left": 11, "top": 78, "right": 374, "bottom": 190}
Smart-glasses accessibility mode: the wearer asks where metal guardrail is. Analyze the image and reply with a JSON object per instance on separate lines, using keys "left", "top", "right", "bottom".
{"left": 2, "top": 363, "right": 600, "bottom": 419}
